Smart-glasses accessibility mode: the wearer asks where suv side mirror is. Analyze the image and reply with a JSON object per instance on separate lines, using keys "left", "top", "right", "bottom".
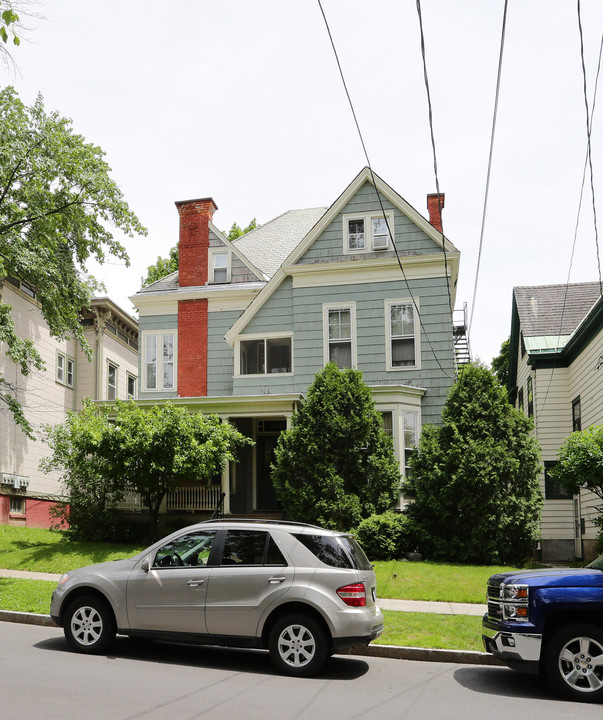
{"left": 141, "top": 556, "right": 152, "bottom": 573}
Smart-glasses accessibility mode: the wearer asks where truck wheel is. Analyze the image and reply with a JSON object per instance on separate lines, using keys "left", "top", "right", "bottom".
{"left": 64, "top": 595, "right": 116, "bottom": 655}
{"left": 268, "top": 614, "right": 329, "bottom": 677}
{"left": 544, "top": 623, "right": 603, "bottom": 702}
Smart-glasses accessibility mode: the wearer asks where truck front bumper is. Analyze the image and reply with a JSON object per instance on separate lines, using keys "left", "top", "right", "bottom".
{"left": 482, "top": 619, "right": 542, "bottom": 674}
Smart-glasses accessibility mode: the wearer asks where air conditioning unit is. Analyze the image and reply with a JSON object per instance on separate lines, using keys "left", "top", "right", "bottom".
{"left": 373, "top": 234, "right": 390, "bottom": 250}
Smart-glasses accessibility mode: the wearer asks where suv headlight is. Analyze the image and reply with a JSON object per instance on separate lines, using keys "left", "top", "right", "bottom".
{"left": 501, "top": 583, "right": 529, "bottom": 621}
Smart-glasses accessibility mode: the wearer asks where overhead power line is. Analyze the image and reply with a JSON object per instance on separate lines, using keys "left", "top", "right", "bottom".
{"left": 468, "top": 0, "right": 509, "bottom": 340}
{"left": 316, "top": 0, "right": 452, "bottom": 378}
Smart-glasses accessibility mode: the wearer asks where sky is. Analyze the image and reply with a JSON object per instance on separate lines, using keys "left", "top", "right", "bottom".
{"left": 5, "top": 0, "right": 603, "bottom": 365}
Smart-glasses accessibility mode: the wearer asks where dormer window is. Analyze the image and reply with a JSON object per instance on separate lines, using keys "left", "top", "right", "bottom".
{"left": 210, "top": 249, "right": 230, "bottom": 283}
{"left": 343, "top": 211, "right": 394, "bottom": 253}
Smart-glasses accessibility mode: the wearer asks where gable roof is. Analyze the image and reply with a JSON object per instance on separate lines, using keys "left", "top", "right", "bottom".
{"left": 225, "top": 167, "right": 460, "bottom": 346}
{"left": 232, "top": 207, "right": 327, "bottom": 277}
{"left": 514, "top": 282, "right": 601, "bottom": 337}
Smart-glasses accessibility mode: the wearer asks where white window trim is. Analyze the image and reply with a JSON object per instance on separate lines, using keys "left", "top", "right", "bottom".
{"left": 141, "top": 331, "right": 178, "bottom": 392}
{"left": 107, "top": 360, "right": 118, "bottom": 401}
{"left": 56, "top": 352, "right": 75, "bottom": 388}
{"left": 127, "top": 372, "right": 137, "bottom": 399}
{"left": 323, "top": 302, "right": 357, "bottom": 368}
{"left": 342, "top": 210, "right": 395, "bottom": 254}
{"left": 385, "top": 298, "right": 421, "bottom": 371}
{"left": 209, "top": 247, "right": 231, "bottom": 284}
{"left": 234, "top": 332, "right": 294, "bottom": 377}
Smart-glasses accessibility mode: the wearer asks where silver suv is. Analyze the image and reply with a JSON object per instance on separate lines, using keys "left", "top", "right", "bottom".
{"left": 50, "top": 519, "right": 384, "bottom": 676}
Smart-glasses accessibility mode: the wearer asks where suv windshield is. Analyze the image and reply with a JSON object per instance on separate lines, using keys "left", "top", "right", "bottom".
{"left": 293, "top": 533, "right": 372, "bottom": 570}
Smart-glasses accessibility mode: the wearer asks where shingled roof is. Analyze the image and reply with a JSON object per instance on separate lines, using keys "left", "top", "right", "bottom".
{"left": 514, "top": 282, "right": 602, "bottom": 337}
{"left": 232, "top": 207, "right": 327, "bottom": 277}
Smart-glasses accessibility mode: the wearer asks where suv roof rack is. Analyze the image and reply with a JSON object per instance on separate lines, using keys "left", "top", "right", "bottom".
{"left": 198, "top": 518, "right": 324, "bottom": 530}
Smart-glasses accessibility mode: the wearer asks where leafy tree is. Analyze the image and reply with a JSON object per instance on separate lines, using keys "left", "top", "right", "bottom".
{"left": 108, "top": 402, "right": 252, "bottom": 540}
{"left": 0, "top": 87, "right": 146, "bottom": 435}
{"left": 403, "top": 363, "right": 542, "bottom": 565}
{"left": 271, "top": 363, "right": 400, "bottom": 531}
{"left": 43, "top": 400, "right": 252, "bottom": 541}
{"left": 141, "top": 219, "right": 258, "bottom": 288}
{"left": 491, "top": 337, "right": 510, "bottom": 388}
{"left": 552, "top": 424, "right": 603, "bottom": 549}
{"left": 40, "top": 400, "right": 126, "bottom": 541}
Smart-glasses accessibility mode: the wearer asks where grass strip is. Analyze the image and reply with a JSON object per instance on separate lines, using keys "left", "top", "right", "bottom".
{"left": 0, "top": 578, "right": 56, "bottom": 614}
{"left": 0, "top": 578, "right": 485, "bottom": 653}
{"left": 376, "top": 610, "right": 484, "bottom": 652}
{"left": 373, "top": 560, "right": 517, "bottom": 604}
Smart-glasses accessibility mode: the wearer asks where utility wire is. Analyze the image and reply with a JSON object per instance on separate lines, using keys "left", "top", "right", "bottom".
{"left": 540, "top": 17, "right": 603, "bottom": 412}
{"left": 468, "top": 0, "right": 509, "bottom": 339}
{"left": 578, "top": 0, "right": 603, "bottom": 294}
{"left": 317, "top": 0, "right": 452, "bottom": 378}
{"left": 415, "top": 0, "right": 453, "bottom": 318}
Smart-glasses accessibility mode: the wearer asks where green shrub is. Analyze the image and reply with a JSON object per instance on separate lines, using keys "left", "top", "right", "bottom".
{"left": 354, "top": 511, "right": 415, "bottom": 561}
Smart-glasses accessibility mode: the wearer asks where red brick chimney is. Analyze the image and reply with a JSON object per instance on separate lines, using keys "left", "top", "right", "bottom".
{"left": 175, "top": 197, "right": 217, "bottom": 398}
{"left": 175, "top": 197, "right": 218, "bottom": 287}
{"left": 426, "top": 193, "right": 445, "bottom": 233}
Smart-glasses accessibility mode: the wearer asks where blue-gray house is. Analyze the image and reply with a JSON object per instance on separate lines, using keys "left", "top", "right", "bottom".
{"left": 131, "top": 168, "right": 462, "bottom": 517}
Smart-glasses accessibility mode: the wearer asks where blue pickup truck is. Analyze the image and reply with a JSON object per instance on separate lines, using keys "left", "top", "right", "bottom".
{"left": 482, "top": 554, "right": 603, "bottom": 703}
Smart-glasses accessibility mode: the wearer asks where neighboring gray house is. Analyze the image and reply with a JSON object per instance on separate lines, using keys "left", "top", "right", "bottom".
{"left": 508, "top": 282, "right": 603, "bottom": 562}
{"left": 130, "top": 168, "right": 462, "bottom": 517}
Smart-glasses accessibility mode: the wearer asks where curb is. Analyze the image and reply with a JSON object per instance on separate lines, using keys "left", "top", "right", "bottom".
{"left": 0, "top": 610, "right": 502, "bottom": 666}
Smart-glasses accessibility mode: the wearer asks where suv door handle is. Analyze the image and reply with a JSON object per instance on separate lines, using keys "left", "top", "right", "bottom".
{"left": 187, "top": 579, "right": 204, "bottom": 587}
{"left": 268, "top": 576, "right": 286, "bottom": 584}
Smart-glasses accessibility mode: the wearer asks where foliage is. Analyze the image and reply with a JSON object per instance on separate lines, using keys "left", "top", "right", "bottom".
{"left": 0, "top": 87, "right": 146, "bottom": 434}
{"left": 224, "top": 217, "right": 258, "bottom": 241}
{"left": 553, "top": 424, "right": 603, "bottom": 550}
{"left": 271, "top": 363, "right": 400, "bottom": 531}
{"left": 403, "top": 363, "right": 542, "bottom": 565}
{"left": 42, "top": 400, "right": 253, "bottom": 541}
{"left": 141, "top": 218, "right": 258, "bottom": 287}
{"left": 107, "top": 401, "right": 252, "bottom": 540}
{"left": 491, "top": 337, "right": 510, "bottom": 388}
{"left": 0, "top": 2, "right": 20, "bottom": 48}
{"left": 40, "top": 400, "right": 128, "bottom": 541}
{"left": 552, "top": 424, "right": 603, "bottom": 502}
{"left": 0, "top": 2, "right": 43, "bottom": 68}
{"left": 354, "top": 511, "right": 416, "bottom": 561}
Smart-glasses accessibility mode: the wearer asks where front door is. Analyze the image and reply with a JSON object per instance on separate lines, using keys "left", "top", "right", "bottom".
{"left": 256, "top": 419, "right": 286, "bottom": 511}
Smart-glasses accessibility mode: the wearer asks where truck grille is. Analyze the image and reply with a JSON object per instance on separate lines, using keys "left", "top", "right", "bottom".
{"left": 486, "top": 580, "right": 503, "bottom": 621}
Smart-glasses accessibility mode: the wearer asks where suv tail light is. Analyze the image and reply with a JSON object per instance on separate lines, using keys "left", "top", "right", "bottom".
{"left": 337, "top": 583, "right": 366, "bottom": 607}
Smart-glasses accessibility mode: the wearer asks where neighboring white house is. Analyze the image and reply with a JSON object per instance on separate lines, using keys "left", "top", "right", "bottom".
{"left": 508, "top": 282, "right": 603, "bottom": 562}
{"left": 0, "top": 277, "right": 138, "bottom": 528}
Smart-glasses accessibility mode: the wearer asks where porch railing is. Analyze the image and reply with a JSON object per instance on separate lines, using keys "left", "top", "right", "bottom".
{"left": 113, "top": 484, "right": 223, "bottom": 513}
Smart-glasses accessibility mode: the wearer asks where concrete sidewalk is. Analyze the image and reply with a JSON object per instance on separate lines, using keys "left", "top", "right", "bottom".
{"left": 0, "top": 568, "right": 487, "bottom": 616}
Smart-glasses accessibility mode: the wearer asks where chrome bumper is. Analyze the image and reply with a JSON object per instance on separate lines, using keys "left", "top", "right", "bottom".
{"left": 482, "top": 623, "right": 542, "bottom": 663}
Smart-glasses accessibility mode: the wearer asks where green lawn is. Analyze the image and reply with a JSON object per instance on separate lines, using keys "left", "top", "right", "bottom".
{"left": 376, "top": 610, "right": 484, "bottom": 652}
{"left": 0, "top": 578, "right": 56, "bottom": 614}
{"left": 0, "top": 525, "right": 143, "bottom": 574}
{"left": 373, "top": 559, "right": 517, "bottom": 604}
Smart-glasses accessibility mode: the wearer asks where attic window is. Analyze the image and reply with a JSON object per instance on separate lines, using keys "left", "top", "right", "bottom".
{"left": 343, "top": 211, "right": 393, "bottom": 253}
{"left": 211, "top": 249, "right": 230, "bottom": 283}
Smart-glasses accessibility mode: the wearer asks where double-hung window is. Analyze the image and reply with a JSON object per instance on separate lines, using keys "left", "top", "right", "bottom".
{"left": 144, "top": 332, "right": 176, "bottom": 391}
{"left": 571, "top": 397, "right": 581, "bottom": 431}
{"left": 57, "top": 352, "right": 75, "bottom": 388}
{"left": 386, "top": 300, "right": 418, "bottom": 369}
{"left": 324, "top": 304, "right": 356, "bottom": 368}
{"left": 210, "top": 249, "right": 230, "bottom": 283}
{"left": 127, "top": 373, "right": 137, "bottom": 399}
{"left": 238, "top": 336, "right": 292, "bottom": 375}
{"left": 107, "top": 362, "right": 118, "bottom": 400}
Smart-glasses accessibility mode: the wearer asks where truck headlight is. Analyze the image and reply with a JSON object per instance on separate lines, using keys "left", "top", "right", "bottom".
{"left": 501, "top": 583, "right": 529, "bottom": 621}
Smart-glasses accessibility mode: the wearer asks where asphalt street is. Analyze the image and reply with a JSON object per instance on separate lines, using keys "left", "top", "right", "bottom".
{"left": 1, "top": 622, "right": 600, "bottom": 720}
